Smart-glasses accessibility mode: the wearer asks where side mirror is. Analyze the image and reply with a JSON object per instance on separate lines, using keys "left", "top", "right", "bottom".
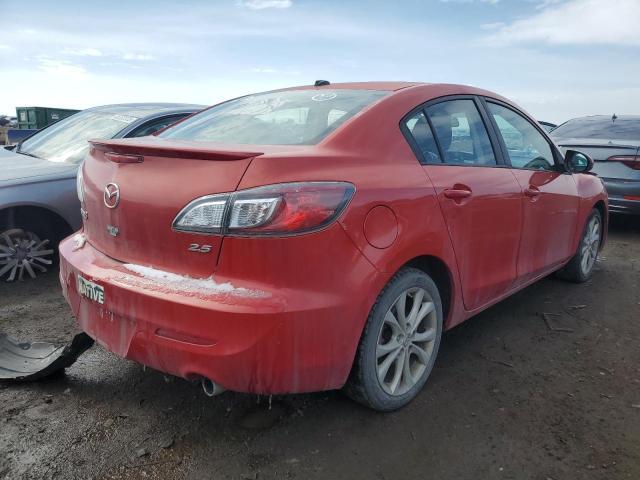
{"left": 564, "top": 149, "right": 594, "bottom": 173}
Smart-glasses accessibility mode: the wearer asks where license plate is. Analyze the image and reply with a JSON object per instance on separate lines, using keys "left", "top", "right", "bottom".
{"left": 77, "top": 275, "right": 105, "bottom": 305}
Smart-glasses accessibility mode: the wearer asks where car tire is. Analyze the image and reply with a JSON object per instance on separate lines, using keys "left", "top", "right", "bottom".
{"left": 345, "top": 267, "right": 443, "bottom": 411}
{"left": 556, "top": 208, "right": 603, "bottom": 283}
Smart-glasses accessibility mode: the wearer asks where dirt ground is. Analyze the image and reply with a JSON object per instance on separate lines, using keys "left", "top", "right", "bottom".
{"left": 1, "top": 216, "right": 639, "bottom": 480}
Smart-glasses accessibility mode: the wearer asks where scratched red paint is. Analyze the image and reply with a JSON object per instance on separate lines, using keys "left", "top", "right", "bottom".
{"left": 58, "top": 82, "right": 608, "bottom": 394}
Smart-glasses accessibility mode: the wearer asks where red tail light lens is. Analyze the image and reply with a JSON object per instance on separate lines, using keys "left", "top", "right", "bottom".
{"left": 173, "top": 182, "right": 355, "bottom": 236}
{"left": 228, "top": 182, "right": 355, "bottom": 235}
{"left": 607, "top": 155, "right": 640, "bottom": 170}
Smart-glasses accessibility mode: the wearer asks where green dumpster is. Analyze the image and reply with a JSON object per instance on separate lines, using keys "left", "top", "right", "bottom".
{"left": 15, "top": 106, "right": 80, "bottom": 130}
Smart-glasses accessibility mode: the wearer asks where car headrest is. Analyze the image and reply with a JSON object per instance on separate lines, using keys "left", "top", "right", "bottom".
{"left": 430, "top": 113, "right": 453, "bottom": 152}
{"left": 412, "top": 117, "right": 440, "bottom": 160}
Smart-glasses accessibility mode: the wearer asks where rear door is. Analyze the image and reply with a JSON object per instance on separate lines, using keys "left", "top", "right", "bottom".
{"left": 483, "top": 100, "right": 580, "bottom": 282}
{"left": 403, "top": 97, "right": 523, "bottom": 311}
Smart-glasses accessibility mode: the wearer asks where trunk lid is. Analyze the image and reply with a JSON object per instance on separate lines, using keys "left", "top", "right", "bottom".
{"left": 552, "top": 137, "right": 640, "bottom": 160}
{"left": 81, "top": 137, "right": 262, "bottom": 277}
{"left": 552, "top": 138, "right": 640, "bottom": 179}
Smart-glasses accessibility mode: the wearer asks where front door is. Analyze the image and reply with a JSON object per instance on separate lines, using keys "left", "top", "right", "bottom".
{"left": 484, "top": 101, "right": 580, "bottom": 282}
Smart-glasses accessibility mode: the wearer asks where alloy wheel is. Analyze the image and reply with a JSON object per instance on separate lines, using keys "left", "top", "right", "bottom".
{"left": 0, "top": 229, "right": 54, "bottom": 281}
{"left": 376, "top": 287, "right": 438, "bottom": 396}
{"left": 580, "top": 216, "right": 601, "bottom": 276}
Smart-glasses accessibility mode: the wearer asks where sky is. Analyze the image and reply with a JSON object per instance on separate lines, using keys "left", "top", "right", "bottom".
{"left": 1, "top": 0, "right": 639, "bottom": 124}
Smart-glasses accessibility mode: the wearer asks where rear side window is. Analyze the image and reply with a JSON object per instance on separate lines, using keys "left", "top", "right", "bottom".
{"left": 404, "top": 111, "right": 441, "bottom": 163}
{"left": 160, "top": 89, "right": 388, "bottom": 145}
{"left": 425, "top": 100, "right": 497, "bottom": 166}
{"left": 487, "top": 102, "right": 555, "bottom": 171}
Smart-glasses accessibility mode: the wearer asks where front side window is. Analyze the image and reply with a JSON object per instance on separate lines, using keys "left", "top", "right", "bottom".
{"left": 161, "top": 89, "right": 388, "bottom": 145}
{"left": 425, "top": 99, "right": 497, "bottom": 166}
{"left": 404, "top": 111, "right": 441, "bottom": 163}
{"left": 488, "top": 102, "right": 555, "bottom": 171}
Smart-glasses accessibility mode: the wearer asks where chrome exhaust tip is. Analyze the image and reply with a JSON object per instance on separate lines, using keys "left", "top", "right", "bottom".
{"left": 201, "top": 377, "right": 225, "bottom": 397}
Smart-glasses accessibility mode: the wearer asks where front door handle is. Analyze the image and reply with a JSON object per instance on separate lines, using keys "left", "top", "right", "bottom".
{"left": 524, "top": 186, "right": 541, "bottom": 198}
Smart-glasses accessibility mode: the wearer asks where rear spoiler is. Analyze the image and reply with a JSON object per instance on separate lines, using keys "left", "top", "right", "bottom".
{"left": 90, "top": 140, "right": 263, "bottom": 162}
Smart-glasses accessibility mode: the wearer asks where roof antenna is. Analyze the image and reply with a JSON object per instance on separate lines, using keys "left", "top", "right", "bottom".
{"left": 612, "top": 113, "right": 617, "bottom": 123}
{"left": 314, "top": 80, "right": 330, "bottom": 87}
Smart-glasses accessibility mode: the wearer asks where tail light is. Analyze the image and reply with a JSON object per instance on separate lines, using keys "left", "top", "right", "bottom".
{"left": 607, "top": 155, "right": 640, "bottom": 170}
{"left": 173, "top": 182, "right": 355, "bottom": 236}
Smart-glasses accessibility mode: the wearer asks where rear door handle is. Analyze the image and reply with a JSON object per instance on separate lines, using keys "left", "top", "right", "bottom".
{"left": 443, "top": 188, "right": 472, "bottom": 200}
{"left": 524, "top": 186, "right": 541, "bottom": 198}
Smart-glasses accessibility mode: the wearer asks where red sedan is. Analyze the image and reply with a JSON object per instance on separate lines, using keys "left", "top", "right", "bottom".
{"left": 60, "top": 82, "right": 607, "bottom": 411}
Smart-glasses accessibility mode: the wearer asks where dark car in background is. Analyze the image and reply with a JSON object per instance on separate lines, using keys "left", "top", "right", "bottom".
{"left": 552, "top": 115, "right": 640, "bottom": 215}
{"left": 0, "top": 103, "right": 203, "bottom": 281}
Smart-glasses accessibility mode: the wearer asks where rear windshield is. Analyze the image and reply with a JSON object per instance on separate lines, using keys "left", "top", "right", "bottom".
{"left": 160, "top": 89, "right": 388, "bottom": 145}
{"left": 551, "top": 117, "right": 640, "bottom": 141}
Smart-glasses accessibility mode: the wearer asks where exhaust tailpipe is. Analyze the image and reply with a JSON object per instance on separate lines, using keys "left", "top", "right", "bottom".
{"left": 201, "top": 377, "right": 226, "bottom": 397}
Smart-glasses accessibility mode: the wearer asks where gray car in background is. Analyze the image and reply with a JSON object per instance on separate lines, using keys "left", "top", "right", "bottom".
{"left": 551, "top": 115, "right": 640, "bottom": 215}
{"left": 0, "top": 103, "right": 204, "bottom": 281}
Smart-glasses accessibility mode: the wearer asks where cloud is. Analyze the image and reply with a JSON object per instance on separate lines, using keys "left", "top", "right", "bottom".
{"left": 250, "top": 66, "right": 300, "bottom": 75}
{"left": 237, "top": 0, "right": 292, "bottom": 9}
{"left": 36, "top": 57, "right": 87, "bottom": 78}
{"left": 480, "top": 22, "right": 505, "bottom": 30}
{"left": 535, "top": 0, "right": 563, "bottom": 9}
{"left": 63, "top": 47, "right": 103, "bottom": 57}
{"left": 251, "top": 67, "right": 278, "bottom": 73}
{"left": 439, "top": 0, "right": 500, "bottom": 4}
{"left": 122, "top": 53, "right": 155, "bottom": 61}
{"left": 485, "top": 0, "right": 640, "bottom": 46}
{"left": 505, "top": 85, "right": 640, "bottom": 123}
{"left": 2, "top": 0, "right": 638, "bottom": 124}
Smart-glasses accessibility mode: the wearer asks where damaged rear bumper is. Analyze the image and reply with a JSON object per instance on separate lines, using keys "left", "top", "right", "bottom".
{"left": 58, "top": 227, "right": 378, "bottom": 394}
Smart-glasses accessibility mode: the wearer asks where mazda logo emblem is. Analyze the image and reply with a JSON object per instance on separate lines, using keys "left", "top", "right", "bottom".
{"left": 104, "top": 183, "right": 120, "bottom": 209}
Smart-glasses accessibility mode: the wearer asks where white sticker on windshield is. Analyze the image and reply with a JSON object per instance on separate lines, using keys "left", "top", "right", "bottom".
{"left": 312, "top": 92, "right": 337, "bottom": 102}
{"left": 110, "top": 114, "right": 137, "bottom": 124}
{"left": 228, "top": 102, "right": 273, "bottom": 116}
{"left": 228, "top": 96, "right": 290, "bottom": 116}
